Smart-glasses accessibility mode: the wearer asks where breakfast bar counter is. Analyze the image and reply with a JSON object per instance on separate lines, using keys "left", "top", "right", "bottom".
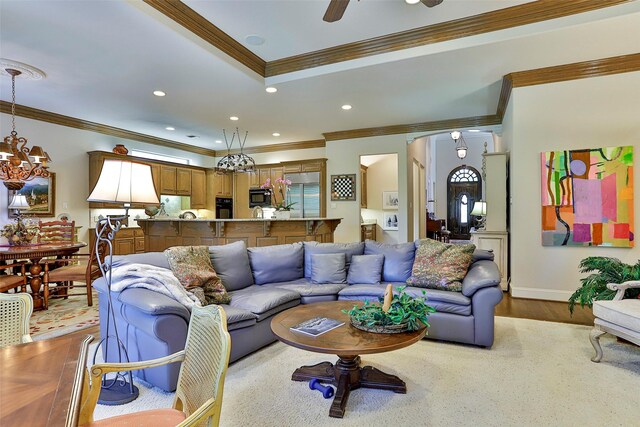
{"left": 136, "top": 218, "right": 342, "bottom": 251}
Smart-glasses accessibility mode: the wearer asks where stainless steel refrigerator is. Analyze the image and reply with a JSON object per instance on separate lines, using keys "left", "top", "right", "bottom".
{"left": 285, "top": 172, "right": 321, "bottom": 218}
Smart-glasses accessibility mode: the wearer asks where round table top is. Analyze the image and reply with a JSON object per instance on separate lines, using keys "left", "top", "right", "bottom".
{"left": 0, "top": 242, "right": 86, "bottom": 259}
{"left": 271, "top": 301, "right": 427, "bottom": 357}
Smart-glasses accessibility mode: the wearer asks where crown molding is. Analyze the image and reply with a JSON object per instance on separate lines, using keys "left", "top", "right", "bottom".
{"left": 0, "top": 101, "right": 217, "bottom": 157}
{"left": 323, "top": 115, "right": 501, "bottom": 141}
{"left": 267, "top": 0, "right": 631, "bottom": 77}
{"left": 497, "top": 53, "right": 640, "bottom": 120}
{"left": 143, "top": 0, "right": 266, "bottom": 77}
{"left": 222, "top": 139, "right": 326, "bottom": 156}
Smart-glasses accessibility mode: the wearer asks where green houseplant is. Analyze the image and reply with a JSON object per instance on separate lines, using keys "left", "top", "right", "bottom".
{"left": 343, "top": 286, "right": 436, "bottom": 333}
{"left": 569, "top": 256, "right": 640, "bottom": 314}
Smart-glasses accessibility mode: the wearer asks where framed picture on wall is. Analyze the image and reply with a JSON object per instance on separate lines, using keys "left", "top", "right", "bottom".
{"left": 382, "top": 191, "right": 399, "bottom": 209}
{"left": 8, "top": 173, "right": 56, "bottom": 217}
{"left": 331, "top": 174, "right": 357, "bottom": 201}
{"left": 382, "top": 211, "right": 399, "bottom": 231}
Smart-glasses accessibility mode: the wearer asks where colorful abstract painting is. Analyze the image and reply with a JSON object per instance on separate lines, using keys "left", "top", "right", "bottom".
{"left": 540, "top": 146, "right": 633, "bottom": 247}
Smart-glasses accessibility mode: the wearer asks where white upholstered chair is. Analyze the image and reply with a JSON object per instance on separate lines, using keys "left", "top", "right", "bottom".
{"left": 79, "top": 304, "right": 231, "bottom": 427}
{"left": 590, "top": 280, "right": 640, "bottom": 362}
{"left": 0, "top": 292, "right": 33, "bottom": 347}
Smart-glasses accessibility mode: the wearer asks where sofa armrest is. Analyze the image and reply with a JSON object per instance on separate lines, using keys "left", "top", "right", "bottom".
{"left": 117, "top": 288, "right": 191, "bottom": 322}
{"left": 608, "top": 280, "right": 640, "bottom": 300}
{"left": 462, "top": 260, "right": 501, "bottom": 297}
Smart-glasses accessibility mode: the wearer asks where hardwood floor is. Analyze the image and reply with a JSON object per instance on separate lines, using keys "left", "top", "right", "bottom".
{"left": 496, "top": 292, "right": 595, "bottom": 326}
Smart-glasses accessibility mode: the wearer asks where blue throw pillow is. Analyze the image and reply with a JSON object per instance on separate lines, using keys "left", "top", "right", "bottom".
{"left": 364, "top": 240, "right": 416, "bottom": 282}
{"left": 248, "top": 242, "right": 304, "bottom": 285}
{"left": 208, "top": 241, "right": 254, "bottom": 291}
{"left": 347, "top": 254, "right": 384, "bottom": 285}
{"left": 303, "top": 241, "right": 365, "bottom": 278}
{"left": 310, "top": 253, "right": 346, "bottom": 284}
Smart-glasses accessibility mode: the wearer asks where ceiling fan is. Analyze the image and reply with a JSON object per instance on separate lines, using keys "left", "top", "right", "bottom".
{"left": 324, "top": 0, "right": 444, "bottom": 23}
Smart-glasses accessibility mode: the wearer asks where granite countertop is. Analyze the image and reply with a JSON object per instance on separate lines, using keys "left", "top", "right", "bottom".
{"left": 361, "top": 219, "right": 377, "bottom": 225}
{"left": 136, "top": 217, "right": 341, "bottom": 222}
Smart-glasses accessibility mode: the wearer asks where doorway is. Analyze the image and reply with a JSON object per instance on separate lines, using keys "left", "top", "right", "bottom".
{"left": 447, "top": 166, "right": 481, "bottom": 240}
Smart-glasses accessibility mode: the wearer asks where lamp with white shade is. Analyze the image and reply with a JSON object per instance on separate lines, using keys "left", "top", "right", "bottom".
{"left": 86, "top": 159, "right": 159, "bottom": 405}
{"left": 8, "top": 194, "right": 30, "bottom": 211}
{"left": 470, "top": 200, "right": 487, "bottom": 231}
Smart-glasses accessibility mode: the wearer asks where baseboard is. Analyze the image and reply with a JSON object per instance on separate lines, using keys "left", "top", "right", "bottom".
{"left": 509, "top": 286, "right": 573, "bottom": 302}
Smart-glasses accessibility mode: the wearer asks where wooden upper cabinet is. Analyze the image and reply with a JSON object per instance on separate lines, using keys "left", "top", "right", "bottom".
{"left": 160, "top": 166, "right": 177, "bottom": 194}
{"left": 190, "top": 169, "right": 206, "bottom": 208}
{"left": 258, "top": 168, "right": 271, "bottom": 187}
{"left": 212, "top": 173, "right": 233, "bottom": 197}
{"left": 176, "top": 167, "right": 192, "bottom": 195}
{"left": 360, "top": 165, "right": 368, "bottom": 209}
{"left": 283, "top": 163, "right": 302, "bottom": 174}
{"left": 249, "top": 170, "right": 260, "bottom": 188}
{"left": 270, "top": 167, "right": 283, "bottom": 184}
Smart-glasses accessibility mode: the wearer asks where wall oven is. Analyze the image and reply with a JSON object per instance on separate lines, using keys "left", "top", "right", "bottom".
{"left": 215, "top": 197, "right": 233, "bottom": 219}
{"left": 249, "top": 188, "right": 271, "bottom": 208}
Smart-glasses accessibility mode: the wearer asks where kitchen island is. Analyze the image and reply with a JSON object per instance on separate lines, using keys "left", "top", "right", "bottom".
{"left": 136, "top": 218, "right": 342, "bottom": 251}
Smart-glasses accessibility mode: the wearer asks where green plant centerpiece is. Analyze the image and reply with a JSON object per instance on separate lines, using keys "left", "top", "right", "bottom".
{"left": 343, "top": 285, "right": 436, "bottom": 333}
{"left": 568, "top": 256, "right": 640, "bottom": 314}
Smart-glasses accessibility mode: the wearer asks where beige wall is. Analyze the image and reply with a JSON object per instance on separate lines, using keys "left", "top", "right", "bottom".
{"left": 361, "top": 154, "right": 399, "bottom": 244}
{"left": 509, "top": 71, "right": 640, "bottom": 301}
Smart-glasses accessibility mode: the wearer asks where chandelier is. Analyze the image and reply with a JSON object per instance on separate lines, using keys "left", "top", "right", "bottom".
{"left": 0, "top": 68, "right": 51, "bottom": 190}
{"left": 215, "top": 127, "right": 256, "bottom": 174}
{"left": 450, "top": 131, "right": 468, "bottom": 160}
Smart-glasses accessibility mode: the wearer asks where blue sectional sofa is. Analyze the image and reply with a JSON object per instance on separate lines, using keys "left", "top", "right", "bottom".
{"left": 94, "top": 240, "right": 503, "bottom": 392}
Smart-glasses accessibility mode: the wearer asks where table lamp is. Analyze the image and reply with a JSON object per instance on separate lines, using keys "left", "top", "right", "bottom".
{"left": 8, "top": 193, "right": 30, "bottom": 213}
{"left": 470, "top": 200, "right": 487, "bottom": 231}
{"left": 87, "top": 159, "right": 159, "bottom": 405}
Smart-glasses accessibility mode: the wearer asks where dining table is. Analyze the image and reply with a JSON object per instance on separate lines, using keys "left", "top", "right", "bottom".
{"left": 0, "top": 242, "right": 87, "bottom": 311}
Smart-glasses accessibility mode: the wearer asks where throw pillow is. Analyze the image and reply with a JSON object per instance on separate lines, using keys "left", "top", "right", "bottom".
{"left": 347, "top": 254, "right": 384, "bottom": 285}
{"left": 208, "top": 241, "right": 254, "bottom": 291}
{"left": 364, "top": 240, "right": 415, "bottom": 282}
{"left": 310, "top": 253, "right": 347, "bottom": 284}
{"left": 247, "top": 242, "right": 304, "bottom": 285}
{"left": 303, "top": 241, "right": 365, "bottom": 278}
{"left": 164, "top": 246, "right": 231, "bottom": 305}
{"left": 406, "top": 238, "right": 476, "bottom": 292}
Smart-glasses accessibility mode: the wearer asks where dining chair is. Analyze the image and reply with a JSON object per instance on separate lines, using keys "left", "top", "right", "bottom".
{"left": 79, "top": 304, "right": 232, "bottom": 427}
{"left": 0, "top": 261, "right": 27, "bottom": 294}
{"left": 0, "top": 292, "right": 33, "bottom": 348}
{"left": 38, "top": 219, "right": 76, "bottom": 244}
{"left": 41, "top": 238, "right": 104, "bottom": 308}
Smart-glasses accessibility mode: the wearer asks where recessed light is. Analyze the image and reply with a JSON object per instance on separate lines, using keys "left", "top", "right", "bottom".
{"left": 405, "top": 0, "right": 421, "bottom": 4}
{"left": 266, "top": 87, "right": 277, "bottom": 93}
{"left": 165, "top": 126, "right": 175, "bottom": 131}
{"left": 153, "top": 90, "right": 166, "bottom": 97}
{"left": 215, "top": 140, "right": 223, "bottom": 144}
{"left": 468, "top": 129, "right": 481, "bottom": 132}
{"left": 272, "top": 133, "right": 280, "bottom": 137}
{"left": 245, "top": 34, "right": 265, "bottom": 46}
{"left": 341, "top": 104, "right": 352, "bottom": 110}
{"left": 230, "top": 116, "right": 239, "bottom": 121}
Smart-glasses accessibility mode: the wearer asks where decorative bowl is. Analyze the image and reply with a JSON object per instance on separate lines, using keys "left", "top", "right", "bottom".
{"left": 350, "top": 317, "right": 410, "bottom": 334}
{"left": 144, "top": 205, "right": 160, "bottom": 218}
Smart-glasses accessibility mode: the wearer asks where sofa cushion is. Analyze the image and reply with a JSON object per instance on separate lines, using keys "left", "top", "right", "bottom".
{"left": 219, "top": 304, "right": 258, "bottom": 331}
{"left": 338, "top": 284, "right": 471, "bottom": 316}
{"left": 164, "top": 246, "right": 231, "bottom": 305}
{"left": 111, "top": 252, "right": 170, "bottom": 270}
{"left": 347, "top": 254, "right": 384, "bottom": 285}
{"left": 248, "top": 242, "right": 304, "bottom": 285}
{"left": 364, "top": 240, "right": 415, "bottom": 282}
{"left": 208, "top": 241, "right": 254, "bottom": 291}
{"left": 311, "top": 253, "right": 346, "bottom": 284}
{"left": 303, "top": 241, "right": 365, "bottom": 278}
{"left": 593, "top": 299, "right": 640, "bottom": 332}
{"left": 407, "top": 239, "right": 476, "bottom": 292}
{"left": 229, "top": 285, "right": 300, "bottom": 321}
{"left": 268, "top": 278, "right": 347, "bottom": 297}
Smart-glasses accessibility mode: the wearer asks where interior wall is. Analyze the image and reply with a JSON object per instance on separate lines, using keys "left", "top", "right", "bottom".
{"left": 433, "top": 134, "right": 494, "bottom": 221}
{"left": 407, "top": 137, "right": 427, "bottom": 240}
{"left": 361, "top": 154, "right": 399, "bottom": 244}
{"left": 326, "top": 135, "right": 408, "bottom": 243}
{"left": 0, "top": 113, "right": 215, "bottom": 244}
{"left": 509, "top": 71, "right": 640, "bottom": 301}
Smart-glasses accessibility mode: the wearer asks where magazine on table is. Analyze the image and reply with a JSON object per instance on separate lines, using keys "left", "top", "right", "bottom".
{"left": 290, "top": 317, "right": 345, "bottom": 337}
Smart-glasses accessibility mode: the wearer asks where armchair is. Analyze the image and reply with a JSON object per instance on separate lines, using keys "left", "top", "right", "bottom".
{"left": 0, "top": 292, "right": 33, "bottom": 347}
{"left": 79, "top": 304, "right": 231, "bottom": 426}
{"left": 590, "top": 280, "right": 640, "bottom": 362}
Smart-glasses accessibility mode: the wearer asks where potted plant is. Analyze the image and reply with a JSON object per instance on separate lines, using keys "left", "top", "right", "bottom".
{"left": 1, "top": 216, "right": 40, "bottom": 246}
{"left": 343, "top": 285, "right": 436, "bottom": 333}
{"left": 569, "top": 256, "right": 640, "bottom": 314}
{"left": 260, "top": 177, "right": 296, "bottom": 219}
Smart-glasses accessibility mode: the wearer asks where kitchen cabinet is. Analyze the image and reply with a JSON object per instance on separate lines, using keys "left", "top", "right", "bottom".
{"left": 191, "top": 169, "right": 206, "bottom": 209}
{"left": 360, "top": 165, "right": 368, "bottom": 209}
{"left": 258, "top": 168, "right": 271, "bottom": 187}
{"left": 213, "top": 173, "right": 233, "bottom": 197}
{"left": 89, "top": 227, "right": 145, "bottom": 256}
{"left": 176, "top": 168, "right": 192, "bottom": 195}
{"left": 270, "top": 167, "right": 284, "bottom": 186}
{"left": 160, "top": 166, "right": 177, "bottom": 194}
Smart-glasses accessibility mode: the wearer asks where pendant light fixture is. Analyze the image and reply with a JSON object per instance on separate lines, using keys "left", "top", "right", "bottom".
{"left": 450, "top": 131, "right": 468, "bottom": 160}
{"left": 215, "top": 127, "right": 256, "bottom": 174}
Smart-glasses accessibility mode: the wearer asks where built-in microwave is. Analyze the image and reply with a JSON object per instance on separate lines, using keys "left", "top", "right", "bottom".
{"left": 249, "top": 188, "right": 271, "bottom": 207}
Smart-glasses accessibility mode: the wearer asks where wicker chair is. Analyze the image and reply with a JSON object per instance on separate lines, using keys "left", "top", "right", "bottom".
{"left": 0, "top": 262, "right": 27, "bottom": 294}
{"left": 0, "top": 292, "right": 33, "bottom": 348}
{"left": 79, "top": 304, "right": 231, "bottom": 427}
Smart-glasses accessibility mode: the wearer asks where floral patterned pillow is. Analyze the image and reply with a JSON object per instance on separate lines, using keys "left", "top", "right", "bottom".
{"left": 406, "top": 239, "right": 476, "bottom": 292}
{"left": 165, "top": 246, "right": 231, "bottom": 305}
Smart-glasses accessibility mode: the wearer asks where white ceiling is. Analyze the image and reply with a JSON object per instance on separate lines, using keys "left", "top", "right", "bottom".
{"left": 0, "top": 1, "right": 639, "bottom": 152}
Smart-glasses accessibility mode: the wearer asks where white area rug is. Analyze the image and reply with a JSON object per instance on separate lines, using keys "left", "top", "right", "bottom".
{"left": 94, "top": 317, "right": 640, "bottom": 426}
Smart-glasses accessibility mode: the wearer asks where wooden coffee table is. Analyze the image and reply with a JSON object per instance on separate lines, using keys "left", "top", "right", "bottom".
{"left": 271, "top": 301, "right": 427, "bottom": 418}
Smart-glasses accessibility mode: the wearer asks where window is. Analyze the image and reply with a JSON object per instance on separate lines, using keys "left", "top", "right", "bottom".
{"left": 460, "top": 194, "right": 468, "bottom": 224}
{"left": 450, "top": 168, "right": 478, "bottom": 183}
{"left": 130, "top": 149, "right": 190, "bottom": 165}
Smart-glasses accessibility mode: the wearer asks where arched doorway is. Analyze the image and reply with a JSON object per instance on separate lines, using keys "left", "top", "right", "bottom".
{"left": 447, "top": 166, "right": 482, "bottom": 239}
